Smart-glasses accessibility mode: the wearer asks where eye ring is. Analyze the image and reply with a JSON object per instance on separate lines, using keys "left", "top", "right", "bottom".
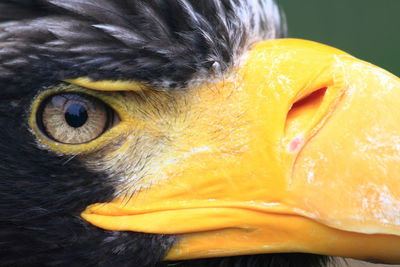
{"left": 37, "top": 93, "right": 119, "bottom": 144}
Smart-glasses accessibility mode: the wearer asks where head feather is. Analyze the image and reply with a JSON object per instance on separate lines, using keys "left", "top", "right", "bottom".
{"left": 0, "top": 0, "right": 286, "bottom": 92}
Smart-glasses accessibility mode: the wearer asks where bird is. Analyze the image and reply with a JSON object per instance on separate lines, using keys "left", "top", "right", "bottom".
{"left": 1, "top": 0, "right": 400, "bottom": 266}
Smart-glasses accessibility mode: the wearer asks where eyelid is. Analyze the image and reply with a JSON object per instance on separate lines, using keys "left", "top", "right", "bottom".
{"left": 64, "top": 78, "right": 148, "bottom": 92}
{"left": 32, "top": 84, "right": 127, "bottom": 120}
{"left": 38, "top": 93, "right": 115, "bottom": 144}
{"left": 29, "top": 86, "right": 127, "bottom": 155}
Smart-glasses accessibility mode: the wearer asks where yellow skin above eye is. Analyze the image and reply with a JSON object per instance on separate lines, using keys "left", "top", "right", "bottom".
{"left": 64, "top": 77, "right": 148, "bottom": 92}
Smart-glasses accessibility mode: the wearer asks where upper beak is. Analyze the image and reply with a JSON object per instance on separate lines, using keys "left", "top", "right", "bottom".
{"left": 81, "top": 39, "right": 400, "bottom": 263}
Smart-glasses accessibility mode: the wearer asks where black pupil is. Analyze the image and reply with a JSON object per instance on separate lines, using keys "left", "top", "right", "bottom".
{"left": 64, "top": 103, "right": 88, "bottom": 128}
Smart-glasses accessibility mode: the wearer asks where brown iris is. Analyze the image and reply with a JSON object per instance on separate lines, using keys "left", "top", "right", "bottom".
{"left": 39, "top": 94, "right": 115, "bottom": 144}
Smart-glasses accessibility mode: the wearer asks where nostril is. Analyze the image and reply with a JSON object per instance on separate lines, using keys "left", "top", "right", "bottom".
{"left": 289, "top": 88, "right": 327, "bottom": 116}
{"left": 284, "top": 87, "right": 327, "bottom": 145}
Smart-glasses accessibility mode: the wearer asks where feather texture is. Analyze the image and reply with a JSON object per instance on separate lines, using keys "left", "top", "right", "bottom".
{"left": 0, "top": 0, "right": 286, "bottom": 92}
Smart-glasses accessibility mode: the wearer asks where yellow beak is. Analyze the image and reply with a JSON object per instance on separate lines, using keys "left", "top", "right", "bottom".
{"left": 81, "top": 39, "right": 400, "bottom": 263}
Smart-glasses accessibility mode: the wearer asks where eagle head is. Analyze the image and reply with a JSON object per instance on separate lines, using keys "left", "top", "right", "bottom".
{"left": 1, "top": 1, "right": 399, "bottom": 266}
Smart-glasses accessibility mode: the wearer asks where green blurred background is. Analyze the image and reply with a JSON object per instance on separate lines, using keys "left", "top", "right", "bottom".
{"left": 277, "top": 0, "right": 400, "bottom": 76}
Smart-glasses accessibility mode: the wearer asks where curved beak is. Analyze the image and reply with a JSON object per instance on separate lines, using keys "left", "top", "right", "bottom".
{"left": 81, "top": 39, "right": 400, "bottom": 263}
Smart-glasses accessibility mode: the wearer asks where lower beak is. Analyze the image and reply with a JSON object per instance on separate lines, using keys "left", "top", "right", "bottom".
{"left": 81, "top": 39, "right": 400, "bottom": 263}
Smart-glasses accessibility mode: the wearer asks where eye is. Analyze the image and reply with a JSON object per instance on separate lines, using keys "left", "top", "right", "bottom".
{"left": 38, "top": 93, "right": 118, "bottom": 144}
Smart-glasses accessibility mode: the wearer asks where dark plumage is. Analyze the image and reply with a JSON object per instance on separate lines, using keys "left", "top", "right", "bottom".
{"left": 0, "top": 1, "right": 331, "bottom": 266}
{"left": 0, "top": 0, "right": 284, "bottom": 93}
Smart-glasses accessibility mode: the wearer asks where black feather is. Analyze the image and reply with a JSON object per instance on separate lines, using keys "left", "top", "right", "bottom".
{"left": 0, "top": 96, "right": 175, "bottom": 266}
{"left": 161, "top": 254, "right": 333, "bottom": 267}
{"left": 0, "top": 0, "right": 285, "bottom": 92}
